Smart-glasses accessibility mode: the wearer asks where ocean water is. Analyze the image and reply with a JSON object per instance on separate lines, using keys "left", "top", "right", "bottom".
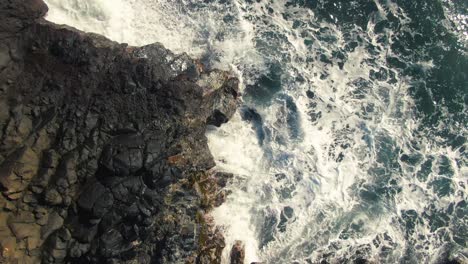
{"left": 44, "top": 0, "right": 467, "bottom": 263}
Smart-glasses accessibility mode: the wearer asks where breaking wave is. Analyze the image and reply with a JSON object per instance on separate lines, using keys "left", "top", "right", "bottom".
{"left": 45, "top": 0, "right": 467, "bottom": 263}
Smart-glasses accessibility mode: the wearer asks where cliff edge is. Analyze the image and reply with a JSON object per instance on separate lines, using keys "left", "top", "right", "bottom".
{"left": 0, "top": 0, "right": 238, "bottom": 263}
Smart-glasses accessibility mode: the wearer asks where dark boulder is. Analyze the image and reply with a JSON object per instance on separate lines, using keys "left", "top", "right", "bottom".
{"left": 77, "top": 181, "right": 107, "bottom": 212}
{"left": 100, "top": 134, "right": 145, "bottom": 176}
{"left": 230, "top": 240, "right": 245, "bottom": 264}
{"left": 99, "top": 229, "right": 131, "bottom": 258}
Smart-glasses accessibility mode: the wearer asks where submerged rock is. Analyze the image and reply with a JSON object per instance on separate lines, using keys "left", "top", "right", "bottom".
{"left": 0, "top": 0, "right": 239, "bottom": 263}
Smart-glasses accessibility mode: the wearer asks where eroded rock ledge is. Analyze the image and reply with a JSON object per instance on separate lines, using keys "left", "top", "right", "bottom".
{"left": 0, "top": 0, "right": 238, "bottom": 263}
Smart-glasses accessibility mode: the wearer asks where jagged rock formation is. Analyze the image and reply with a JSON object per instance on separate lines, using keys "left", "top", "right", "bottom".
{"left": 0, "top": 0, "right": 238, "bottom": 263}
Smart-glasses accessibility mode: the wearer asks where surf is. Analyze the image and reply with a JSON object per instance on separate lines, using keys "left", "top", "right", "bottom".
{"left": 44, "top": 0, "right": 467, "bottom": 263}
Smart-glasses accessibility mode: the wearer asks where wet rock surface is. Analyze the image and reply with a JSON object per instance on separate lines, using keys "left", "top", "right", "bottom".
{"left": 229, "top": 240, "right": 245, "bottom": 264}
{"left": 0, "top": 0, "right": 238, "bottom": 263}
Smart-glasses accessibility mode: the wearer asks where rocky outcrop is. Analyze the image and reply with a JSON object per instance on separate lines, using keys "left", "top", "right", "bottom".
{"left": 0, "top": 0, "right": 238, "bottom": 263}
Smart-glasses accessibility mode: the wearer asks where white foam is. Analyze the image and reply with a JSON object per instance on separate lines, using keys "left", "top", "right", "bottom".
{"left": 44, "top": 1, "right": 467, "bottom": 263}
{"left": 44, "top": 0, "right": 135, "bottom": 44}
{"left": 442, "top": 0, "right": 468, "bottom": 51}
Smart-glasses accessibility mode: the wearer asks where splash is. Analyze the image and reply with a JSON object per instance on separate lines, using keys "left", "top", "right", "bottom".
{"left": 45, "top": 0, "right": 467, "bottom": 263}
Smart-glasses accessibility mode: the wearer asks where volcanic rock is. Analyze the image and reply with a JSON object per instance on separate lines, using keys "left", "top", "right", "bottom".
{"left": 230, "top": 240, "right": 245, "bottom": 264}
{"left": 0, "top": 0, "right": 239, "bottom": 263}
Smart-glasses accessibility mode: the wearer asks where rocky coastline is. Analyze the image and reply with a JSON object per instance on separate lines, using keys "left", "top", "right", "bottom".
{"left": 0, "top": 0, "right": 239, "bottom": 263}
